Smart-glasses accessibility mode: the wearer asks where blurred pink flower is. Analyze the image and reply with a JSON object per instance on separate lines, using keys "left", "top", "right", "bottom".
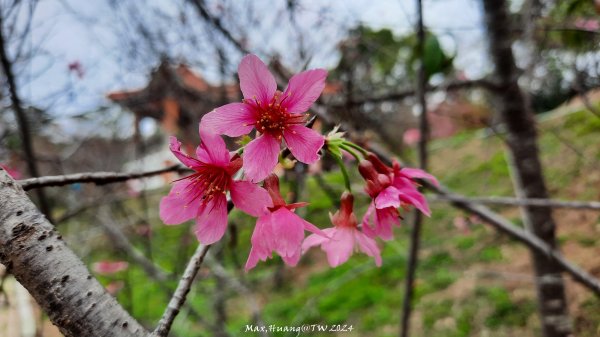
{"left": 574, "top": 18, "right": 599, "bottom": 31}
{"left": 160, "top": 127, "right": 272, "bottom": 245}
{"left": 105, "top": 281, "right": 124, "bottom": 295}
{"left": 453, "top": 216, "right": 470, "bottom": 234}
{"left": 68, "top": 61, "right": 85, "bottom": 78}
{"left": 93, "top": 261, "right": 129, "bottom": 275}
{"left": 303, "top": 192, "right": 382, "bottom": 267}
{"left": 1, "top": 164, "right": 22, "bottom": 179}
{"left": 245, "top": 174, "right": 326, "bottom": 271}
{"left": 359, "top": 154, "right": 438, "bottom": 240}
{"left": 403, "top": 128, "right": 421, "bottom": 146}
{"left": 201, "top": 54, "right": 327, "bottom": 182}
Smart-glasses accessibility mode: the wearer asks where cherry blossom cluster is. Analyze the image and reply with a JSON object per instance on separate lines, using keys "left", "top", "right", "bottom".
{"left": 159, "top": 54, "right": 438, "bottom": 270}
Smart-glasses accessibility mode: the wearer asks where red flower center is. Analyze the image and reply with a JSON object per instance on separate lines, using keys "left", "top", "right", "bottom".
{"left": 179, "top": 165, "right": 231, "bottom": 204}
{"left": 246, "top": 91, "right": 305, "bottom": 139}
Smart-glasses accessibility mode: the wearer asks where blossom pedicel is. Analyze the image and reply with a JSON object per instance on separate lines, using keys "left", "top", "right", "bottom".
{"left": 201, "top": 54, "right": 327, "bottom": 182}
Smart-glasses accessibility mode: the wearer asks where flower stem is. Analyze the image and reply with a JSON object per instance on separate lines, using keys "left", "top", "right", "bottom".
{"left": 343, "top": 141, "right": 369, "bottom": 158}
{"left": 329, "top": 151, "right": 352, "bottom": 192}
{"left": 338, "top": 144, "right": 362, "bottom": 162}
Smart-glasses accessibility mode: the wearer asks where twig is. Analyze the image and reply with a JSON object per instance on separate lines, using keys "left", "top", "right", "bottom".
{"left": 573, "top": 70, "right": 600, "bottom": 119}
{"left": 97, "top": 207, "right": 170, "bottom": 282}
{"left": 335, "top": 79, "right": 498, "bottom": 107}
{"left": 18, "top": 164, "right": 189, "bottom": 190}
{"left": 0, "top": 10, "right": 53, "bottom": 222}
{"left": 400, "top": 1, "right": 428, "bottom": 335}
{"left": 151, "top": 244, "right": 211, "bottom": 337}
{"left": 429, "top": 194, "right": 600, "bottom": 210}
{"left": 206, "top": 255, "right": 269, "bottom": 337}
{"left": 423, "top": 179, "right": 600, "bottom": 296}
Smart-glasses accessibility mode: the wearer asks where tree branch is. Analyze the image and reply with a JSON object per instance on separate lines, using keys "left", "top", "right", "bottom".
{"left": 151, "top": 244, "right": 211, "bottom": 337}
{"left": 429, "top": 194, "right": 600, "bottom": 210}
{"left": 97, "top": 207, "right": 170, "bottom": 282}
{"left": 0, "top": 8, "right": 52, "bottom": 222}
{"left": 0, "top": 170, "right": 148, "bottom": 337}
{"left": 400, "top": 1, "right": 428, "bottom": 335}
{"left": 336, "top": 79, "right": 498, "bottom": 107}
{"left": 19, "top": 164, "right": 189, "bottom": 190}
{"left": 423, "top": 179, "right": 600, "bottom": 296}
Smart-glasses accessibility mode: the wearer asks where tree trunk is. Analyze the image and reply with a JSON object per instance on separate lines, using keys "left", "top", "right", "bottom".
{"left": 0, "top": 170, "right": 147, "bottom": 337}
{"left": 481, "top": 1, "right": 572, "bottom": 336}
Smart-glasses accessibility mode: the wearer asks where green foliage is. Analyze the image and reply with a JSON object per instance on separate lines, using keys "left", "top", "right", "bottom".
{"left": 405, "top": 32, "right": 455, "bottom": 80}
{"left": 479, "top": 287, "right": 536, "bottom": 329}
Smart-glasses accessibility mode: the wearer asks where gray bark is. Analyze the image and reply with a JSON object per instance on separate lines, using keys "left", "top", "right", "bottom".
{"left": 482, "top": 0, "right": 572, "bottom": 336}
{"left": 0, "top": 169, "right": 148, "bottom": 337}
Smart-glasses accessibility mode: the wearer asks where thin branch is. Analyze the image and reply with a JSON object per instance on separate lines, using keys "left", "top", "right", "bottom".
{"left": 400, "top": 1, "right": 428, "bottom": 335}
{"left": 423, "top": 179, "right": 600, "bottom": 296}
{"left": 151, "top": 244, "right": 211, "bottom": 337}
{"left": 18, "top": 164, "right": 189, "bottom": 190}
{"left": 573, "top": 70, "right": 600, "bottom": 119}
{"left": 430, "top": 194, "right": 600, "bottom": 210}
{"left": 97, "top": 207, "right": 170, "bottom": 282}
{"left": 333, "top": 79, "right": 498, "bottom": 107}
{"left": 0, "top": 9, "right": 52, "bottom": 222}
{"left": 205, "top": 255, "right": 269, "bottom": 337}
{"left": 188, "top": 0, "right": 249, "bottom": 54}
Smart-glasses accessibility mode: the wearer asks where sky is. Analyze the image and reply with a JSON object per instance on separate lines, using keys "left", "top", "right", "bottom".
{"left": 9, "top": 0, "right": 490, "bottom": 136}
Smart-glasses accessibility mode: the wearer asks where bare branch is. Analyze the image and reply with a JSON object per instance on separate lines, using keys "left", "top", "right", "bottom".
{"left": 336, "top": 79, "right": 498, "bottom": 107}
{"left": 19, "top": 164, "right": 189, "bottom": 190}
{"left": 97, "top": 208, "right": 170, "bottom": 282}
{"left": 400, "top": 1, "right": 428, "bottom": 335}
{"left": 151, "top": 244, "right": 211, "bottom": 337}
{"left": 0, "top": 8, "right": 52, "bottom": 221}
{"left": 423, "top": 179, "right": 600, "bottom": 296}
{"left": 430, "top": 194, "right": 600, "bottom": 211}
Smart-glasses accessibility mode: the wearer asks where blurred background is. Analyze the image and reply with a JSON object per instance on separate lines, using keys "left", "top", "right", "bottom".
{"left": 1, "top": 0, "right": 600, "bottom": 336}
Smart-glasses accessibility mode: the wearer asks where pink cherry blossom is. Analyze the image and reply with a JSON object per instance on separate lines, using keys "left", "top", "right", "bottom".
{"left": 201, "top": 54, "right": 327, "bottom": 182}
{"left": 302, "top": 192, "right": 382, "bottom": 267}
{"left": 160, "top": 126, "right": 272, "bottom": 245}
{"left": 359, "top": 153, "right": 438, "bottom": 240}
{"left": 93, "top": 261, "right": 129, "bottom": 275}
{"left": 245, "top": 174, "right": 326, "bottom": 271}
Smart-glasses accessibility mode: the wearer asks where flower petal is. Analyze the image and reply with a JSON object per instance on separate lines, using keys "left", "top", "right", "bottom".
{"left": 271, "top": 208, "right": 305, "bottom": 257}
{"left": 401, "top": 168, "right": 440, "bottom": 187}
{"left": 361, "top": 202, "right": 378, "bottom": 238}
{"left": 322, "top": 227, "right": 354, "bottom": 267}
{"left": 169, "top": 136, "right": 202, "bottom": 168}
{"left": 159, "top": 179, "right": 202, "bottom": 225}
{"left": 196, "top": 126, "right": 231, "bottom": 166}
{"left": 354, "top": 230, "right": 382, "bottom": 266}
{"left": 375, "top": 186, "right": 401, "bottom": 209}
{"left": 230, "top": 180, "right": 272, "bottom": 216}
{"left": 375, "top": 207, "right": 400, "bottom": 240}
{"left": 282, "top": 69, "right": 328, "bottom": 113}
{"left": 283, "top": 125, "right": 324, "bottom": 164}
{"left": 302, "top": 228, "right": 334, "bottom": 253}
{"left": 238, "top": 54, "right": 277, "bottom": 105}
{"left": 400, "top": 190, "right": 431, "bottom": 216}
{"left": 243, "top": 133, "right": 280, "bottom": 182}
{"left": 194, "top": 194, "right": 228, "bottom": 245}
{"left": 245, "top": 213, "right": 275, "bottom": 271}
{"left": 281, "top": 246, "right": 302, "bottom": 267}
{"left": 394, "top": 178, "right": 431, "bottom": 216}
{"left": 201, "top": 103, "right": 256, "bottom": 137}
{"left": 244, "top": 246, "right": 262, "bottom": 272}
